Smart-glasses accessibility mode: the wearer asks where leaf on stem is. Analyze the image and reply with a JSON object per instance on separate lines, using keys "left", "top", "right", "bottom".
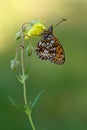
{"left": 23, "top": 104, "right": 32, "bottom": 114}
{"left": 8, "top": 96, "right": 25, "bottom": 112}
{"left": 31, "top": 90, "right": 44, "bottom": 109}
{"left": 15, "top": 31, "right": 22, "bottom": 40}
{"left": 17, "top": 74, "right": 29, "bottom": 84}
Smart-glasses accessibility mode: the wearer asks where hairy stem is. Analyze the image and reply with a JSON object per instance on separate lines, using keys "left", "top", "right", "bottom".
{"left": 21, "top": 25, "right": 36, "bottom": 130}
{"left": 21, "top": 26, "right": 28, "bottom": 105}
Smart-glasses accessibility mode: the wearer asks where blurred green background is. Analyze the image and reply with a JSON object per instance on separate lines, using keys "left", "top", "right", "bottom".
{"left": 0, "top": 0, "right": 87, "bottom": 130}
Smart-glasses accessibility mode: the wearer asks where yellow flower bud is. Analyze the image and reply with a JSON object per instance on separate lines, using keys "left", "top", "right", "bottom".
{"left": 24, "top": 20, "right": 46, "bottom": 40}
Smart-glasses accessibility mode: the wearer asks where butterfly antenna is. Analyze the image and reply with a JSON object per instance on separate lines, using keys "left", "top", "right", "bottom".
{"left": 54, "top": 18, "right": 67, "bottom": 28}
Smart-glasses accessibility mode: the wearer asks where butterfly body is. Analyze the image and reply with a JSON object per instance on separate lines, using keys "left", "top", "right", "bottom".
{"left": 35, "top": 25, "right": 65, "bottom": 64}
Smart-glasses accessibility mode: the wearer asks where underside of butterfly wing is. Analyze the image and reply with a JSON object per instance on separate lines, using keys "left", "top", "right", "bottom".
{"left": 35, "top": 26, "right": 65, "bottom": 64}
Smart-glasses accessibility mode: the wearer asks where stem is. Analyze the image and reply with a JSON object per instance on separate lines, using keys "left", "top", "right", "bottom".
{"left": 21, "top": 26, "right": 28, "bottom": 105}
{"left": 28, "top": 113, "right": 36, "bottom": 130}
{"left": 21, "top": 51, "right": 27, "bottom": 104}
{"left": 21, "top": 25, "right": 36, "bottom": 130}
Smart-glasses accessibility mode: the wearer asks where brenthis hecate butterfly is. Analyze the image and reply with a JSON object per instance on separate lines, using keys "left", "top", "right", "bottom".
{"left": 35, "top": 18, "right": 66, "bottom": 64}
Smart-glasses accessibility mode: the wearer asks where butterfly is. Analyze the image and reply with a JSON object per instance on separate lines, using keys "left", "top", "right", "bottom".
{"left": 35, "top": 19, "right": 66, "bottom": 64}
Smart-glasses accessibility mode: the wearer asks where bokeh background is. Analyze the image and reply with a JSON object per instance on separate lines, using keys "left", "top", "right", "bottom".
{"left": 0, "top": 0, "right": 87, "bottom": 130}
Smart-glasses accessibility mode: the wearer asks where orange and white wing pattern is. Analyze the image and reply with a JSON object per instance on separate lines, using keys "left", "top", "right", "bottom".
{"left": 35, "top": 25, "right": 65, "bottom": 64}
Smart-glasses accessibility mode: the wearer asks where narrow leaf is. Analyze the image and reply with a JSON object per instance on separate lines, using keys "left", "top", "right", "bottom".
{"left": 31, "top": 90, "right": 44, "bottom": 109}
{"left": 15, "top": 31, "right": 21, "bottom": 40}
{"left": 17, "top": 75, "right": 24, "bottom": 84}
{"left": 17, "top": 74, "right": 28, "bottom": 84}
{"left": 8, "top": 96, "right": 25, "bottom": 112}
{"left": 23, "top": 74, "right": 29, "bottom": 81}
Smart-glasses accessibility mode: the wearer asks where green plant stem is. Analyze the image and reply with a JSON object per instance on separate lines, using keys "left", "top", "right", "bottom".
{"left": 28, "top": 113, "right": 36, "bottom": 130}
{"left": 21, "top": 51, "right": 27, "bottom": 104}
{"left": 21, "top": 28, "right": 28, "bottom": 105}
{"left": 21, "top": 25, "right": 36, "bottom": 130}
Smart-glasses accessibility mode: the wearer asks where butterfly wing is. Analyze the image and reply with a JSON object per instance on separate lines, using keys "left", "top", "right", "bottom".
{"left": 49, "top": 34, "right": 65, "bottom": 64}
{"left": 35, "top": 32, "right": 65, "bottom": 64}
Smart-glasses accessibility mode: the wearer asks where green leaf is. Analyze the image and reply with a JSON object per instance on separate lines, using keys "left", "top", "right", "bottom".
{"left": 20, "top": 74, "right": 29, "bottom": 82}
{"left": 17, "top": 75, "right": 23, "bottom": 84}
{"left": 8, "top": 96, "right": 25, "bottom": 112}
{"left": 31, "top": 90, "right": 44, "bottom": 109}
{"left": 15, "top": 31, "right": 21, "bottom": 40}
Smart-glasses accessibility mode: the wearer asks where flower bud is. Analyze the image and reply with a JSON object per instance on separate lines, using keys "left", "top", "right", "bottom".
{"left": 26, "top": 44, "right": 33, "bottom": 57}
{"left": 24, "top": 20, "right": 46, "bottom": 40}
{"left": 10, "top": 58, "right": 20, "bottom": 72}
{"left": 15, "top": 20, "right": 46, "bottom": 41}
